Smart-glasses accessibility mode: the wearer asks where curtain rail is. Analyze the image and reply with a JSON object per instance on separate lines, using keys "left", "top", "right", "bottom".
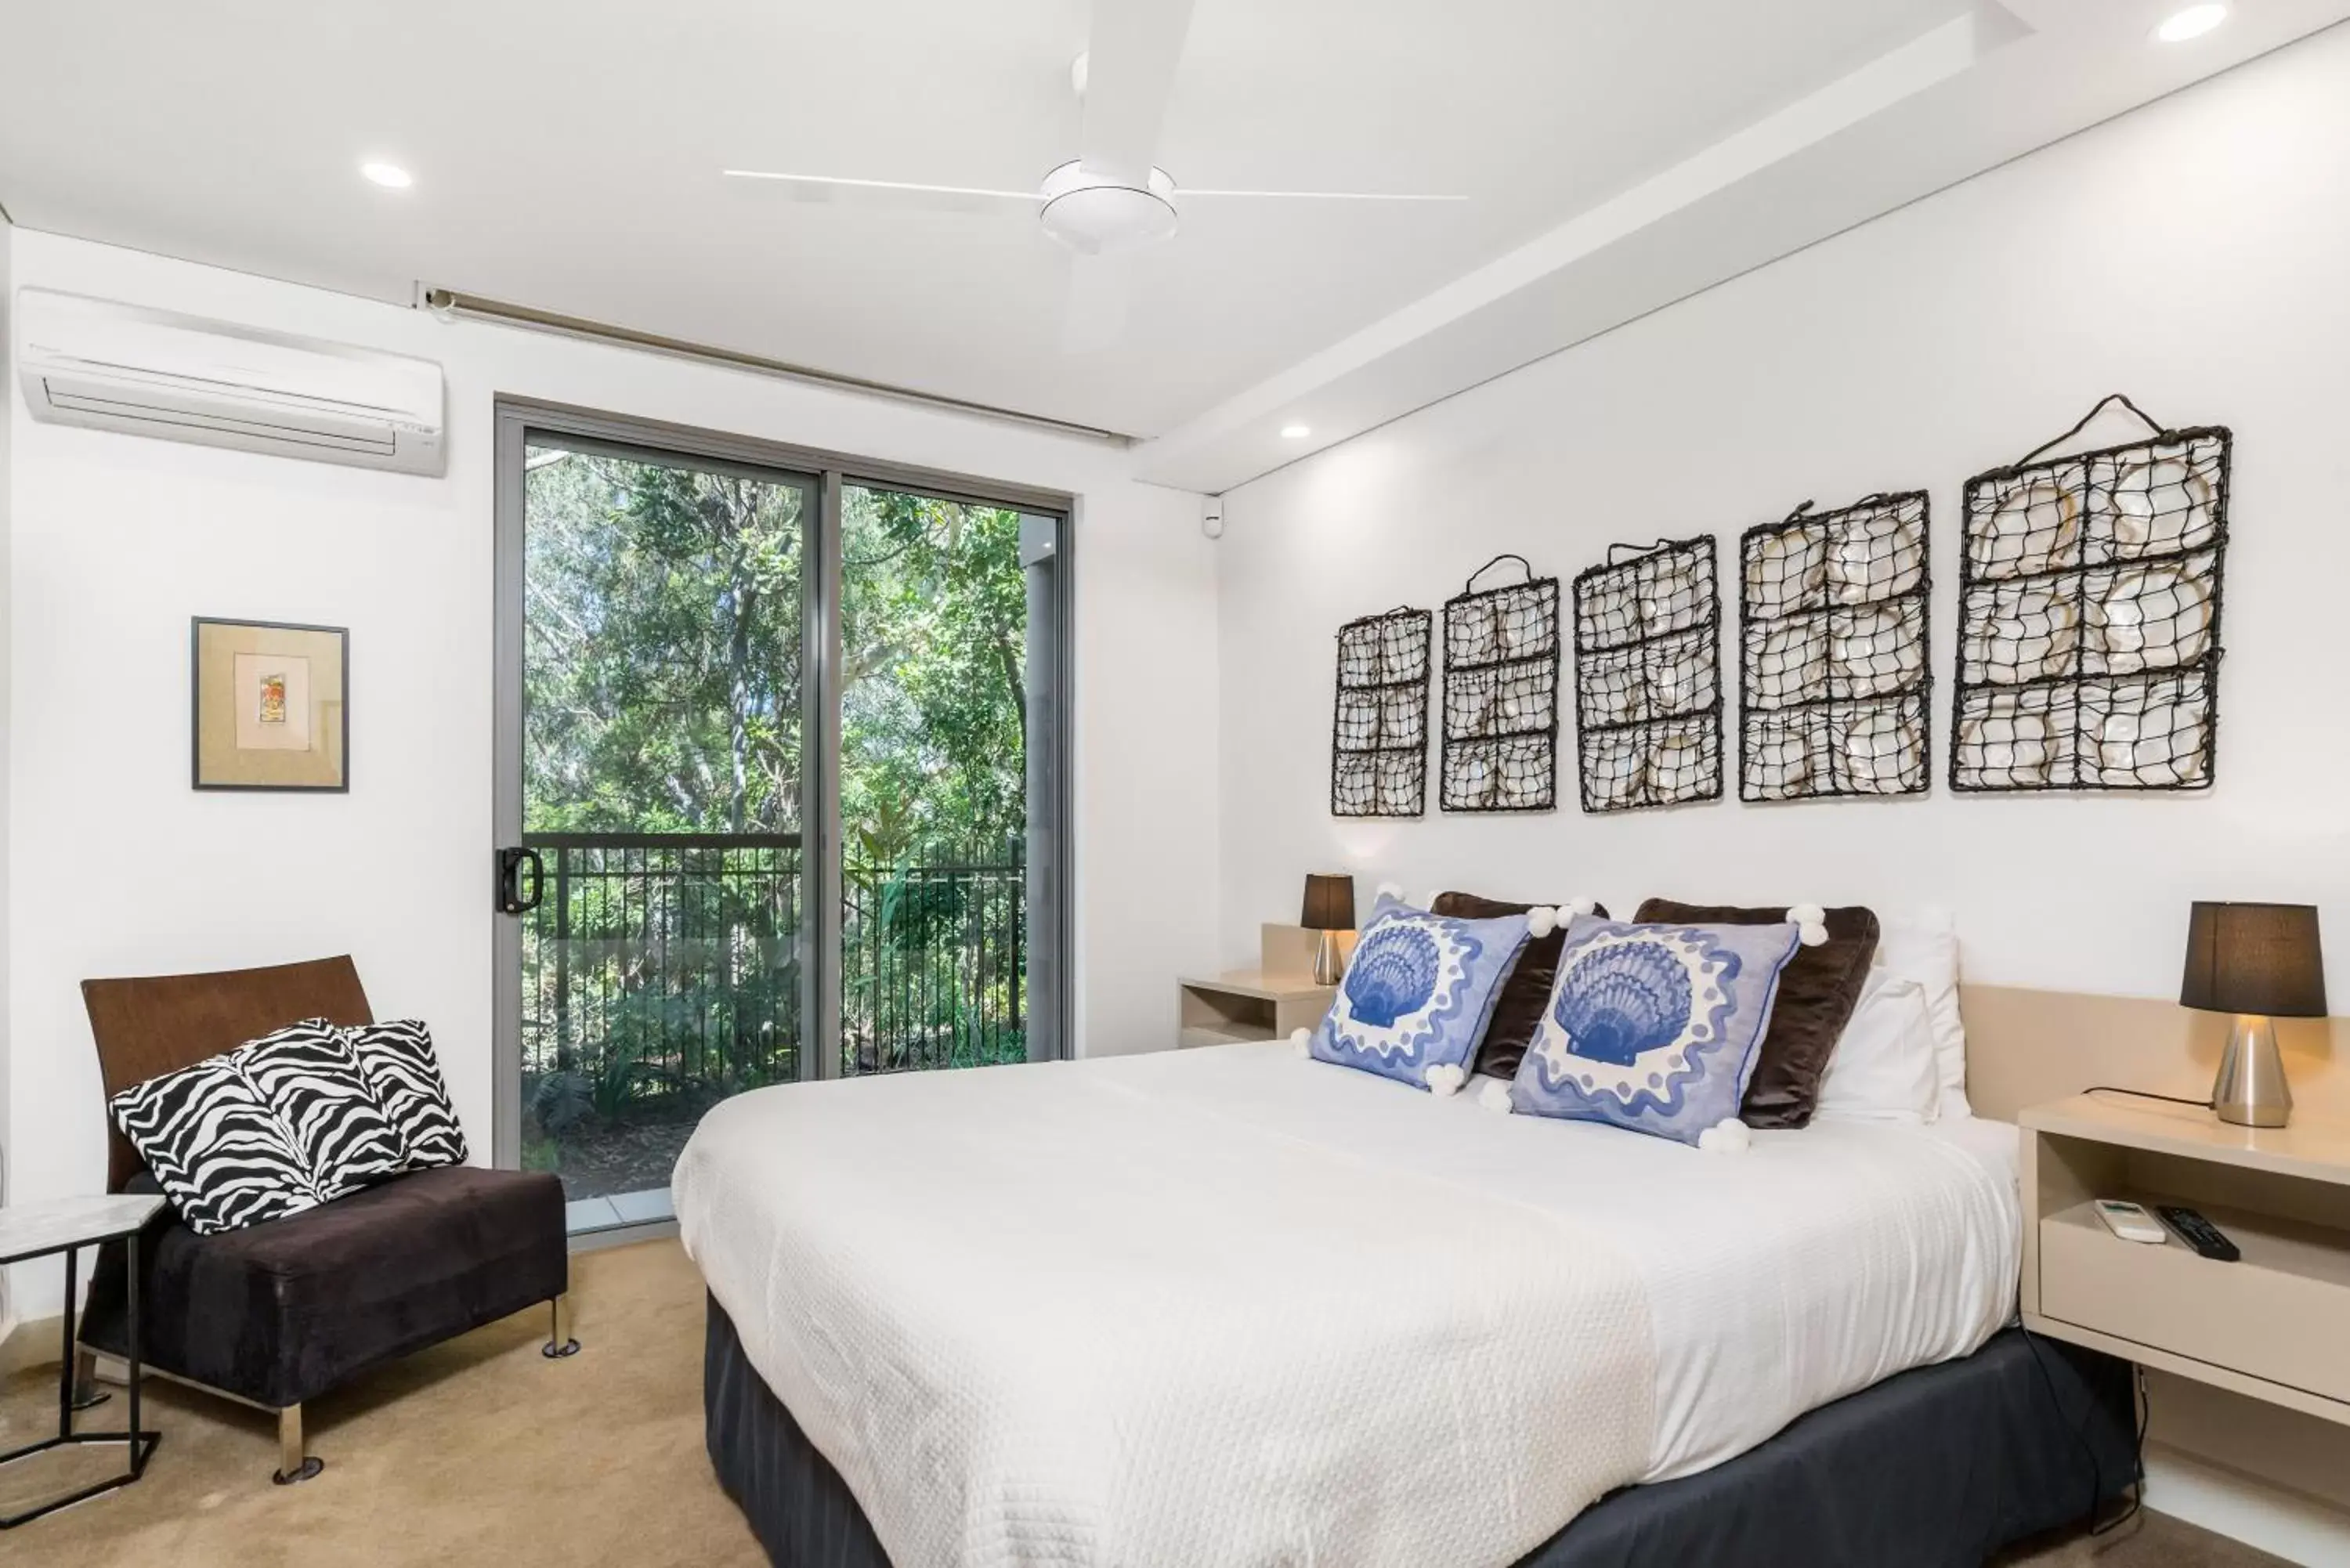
{"left": 424, "top": 288, "right": 1135, "bottom": 446}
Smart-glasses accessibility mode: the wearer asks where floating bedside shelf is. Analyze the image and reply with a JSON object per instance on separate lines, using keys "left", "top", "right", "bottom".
{"left": 2023, "top": 1093, "right": 2350, "bottom": 1428}
{"left": 1173, "top": 925, "right": 1342, "bottom": 1051}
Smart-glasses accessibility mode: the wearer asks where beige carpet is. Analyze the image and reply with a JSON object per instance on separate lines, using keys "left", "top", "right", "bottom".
{"left": 0, "top": 1239, "right": 2294, "bottom": 1567}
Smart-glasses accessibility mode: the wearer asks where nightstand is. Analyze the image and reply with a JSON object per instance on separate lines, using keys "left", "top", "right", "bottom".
{"left": 1175, "top": 971, "right": 1335, "bottom": 1050}
{"left": 2021, "top": 1093, "right": 2350, "bottom": 1427}
{"left": 1174, "top": 923, "right": 1343, "bottom": 1050}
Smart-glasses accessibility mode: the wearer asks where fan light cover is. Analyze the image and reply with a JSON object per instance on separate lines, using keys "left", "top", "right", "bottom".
{"left": 1039, "top": 161, "right": 1178, "bottom": 255}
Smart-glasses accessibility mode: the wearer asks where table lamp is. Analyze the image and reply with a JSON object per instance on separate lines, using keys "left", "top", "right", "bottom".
{"left": 1301, "top": 873, "right": 1357, "bottom": 985}
{"left": 2179, "top": 901, "right": 2326, "bottom": 1129}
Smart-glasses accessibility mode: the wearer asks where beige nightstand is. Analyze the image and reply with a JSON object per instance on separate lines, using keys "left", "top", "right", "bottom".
{"left": 1175, "top": 971, "right": 1335, "bottom": 1050}
{"left": 1174, "top": 923, "right": 1343, "bottom": 1050}
{"left": 2021, "top": 1093, "right": 2350, "bottom": 1427}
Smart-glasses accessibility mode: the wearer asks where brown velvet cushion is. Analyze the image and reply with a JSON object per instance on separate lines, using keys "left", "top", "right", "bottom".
{"left": 80, "top": 1165, "right": 567, "bottom": 1409}
{"left": 83, "top": 956, "right": 375, "bottom": 1191}
{"left": 1432, "top": 892, "right": 1610, "bottom": 1080}
{"left": 1634, "top": 899, "right": 1879, "bottom": 1129}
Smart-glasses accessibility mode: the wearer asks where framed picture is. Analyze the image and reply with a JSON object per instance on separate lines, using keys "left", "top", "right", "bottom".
{"left": 191, "top": 617, "right": 349, "bottom": 791}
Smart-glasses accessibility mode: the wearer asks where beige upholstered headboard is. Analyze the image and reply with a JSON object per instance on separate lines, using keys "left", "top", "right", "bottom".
{"left": 1958, "top": 984, "right": 2350, "bottom": 1123}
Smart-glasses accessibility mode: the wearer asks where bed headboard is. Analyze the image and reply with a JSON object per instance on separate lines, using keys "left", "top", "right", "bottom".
{"left": 1958, "top": 984, "right": 2350, "bottom": 1122}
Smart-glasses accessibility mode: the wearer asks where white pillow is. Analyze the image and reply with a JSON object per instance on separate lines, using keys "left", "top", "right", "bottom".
{"left": 1814, "top": 974, "right": 1940, "bottom": 1125}
{"left": 1875, "top": 907, "right": 1971, "bottom": 1118}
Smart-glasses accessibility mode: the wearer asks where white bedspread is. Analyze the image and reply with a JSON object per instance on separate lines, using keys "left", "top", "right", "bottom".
{"left": 674, "top": 1042, "right": 2020, "bottom": 1567}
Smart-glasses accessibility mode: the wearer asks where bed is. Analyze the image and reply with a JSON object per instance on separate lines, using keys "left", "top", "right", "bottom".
{"left": 676, "top": 1041, "right": 2135, "bottom": 1568}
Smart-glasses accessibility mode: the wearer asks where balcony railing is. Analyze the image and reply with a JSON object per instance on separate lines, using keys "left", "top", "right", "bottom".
{"left": 519, "top": 832, "right": 1025, "bottom": 1193}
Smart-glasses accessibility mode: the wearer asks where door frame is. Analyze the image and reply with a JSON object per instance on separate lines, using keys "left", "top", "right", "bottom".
{"left": 490, "top": 398, "right": 1075, "bottom": 1171}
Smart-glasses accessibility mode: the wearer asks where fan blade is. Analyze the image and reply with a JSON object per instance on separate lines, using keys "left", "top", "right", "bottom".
{"left": 1178, "top": 188, "right": 1468, "bottom": 203}
{"left": 1061, "top": 252, "right": 1132, "bottom": 354}
{"left": 1080, "top": 0, "right": 1197, "bottom": 184}
{"left": 724, "top": 169, "right": 1039, "bottom": 216}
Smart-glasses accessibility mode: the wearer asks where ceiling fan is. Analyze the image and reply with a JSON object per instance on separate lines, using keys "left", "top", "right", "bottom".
{"left": 724, "top": 0, "right": 1466, "bottom": 352}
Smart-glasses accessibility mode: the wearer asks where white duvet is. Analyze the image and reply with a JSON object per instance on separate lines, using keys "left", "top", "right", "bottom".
{"left": 674, "top": 1042, "right": 2019, "bottom": 1568}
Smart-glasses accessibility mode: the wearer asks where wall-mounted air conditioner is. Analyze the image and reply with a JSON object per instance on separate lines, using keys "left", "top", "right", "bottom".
{"left": 13, "top": 289, "right": 446, "bottom": 477}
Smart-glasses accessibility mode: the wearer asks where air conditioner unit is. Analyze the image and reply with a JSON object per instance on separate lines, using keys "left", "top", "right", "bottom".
{"left": 13, "top": 289, "right": 446, "bottom": 477}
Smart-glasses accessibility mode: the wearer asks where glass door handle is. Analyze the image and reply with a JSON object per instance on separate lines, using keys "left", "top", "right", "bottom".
{"left": 496, "top": 847, "right": 544, "bottom": 915}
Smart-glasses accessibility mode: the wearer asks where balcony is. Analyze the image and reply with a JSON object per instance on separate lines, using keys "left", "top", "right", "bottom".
{"left": 519, "top": 833, "right": 1026, "bottom": 1212}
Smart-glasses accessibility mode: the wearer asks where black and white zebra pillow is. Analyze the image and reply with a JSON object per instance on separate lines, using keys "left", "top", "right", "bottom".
{"left": 341, "top": 1020, "right": 468, "bottom": 1170}
{"left": 110, "top": 1054, "right": 324, "bottom": 1236}
{"left": 109, "top": 1021, "right": 405, "bottom": 1234}
{"left": 243, "top": 1020, "right": 409, "bottom": 1198}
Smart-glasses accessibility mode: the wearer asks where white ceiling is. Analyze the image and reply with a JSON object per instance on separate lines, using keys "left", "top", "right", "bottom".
{"left": 3, "top": 1, "right": 2346, "bottom": 486}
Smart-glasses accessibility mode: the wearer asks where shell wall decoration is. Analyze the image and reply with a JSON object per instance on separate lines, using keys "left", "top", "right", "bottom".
{"left": 1441, "top": 555, "right": 1561, "bottom": 812}
{"left": 1571, "top": 536, "right": 1725, "bottom": 812}
{"left": 1331, "top": 605, "right": 1432, "bottom": 817}
{"left": 1739, "top": 492, "right": 1932, "bottom": 800}
{"left": 1952, "top": 396, "right": 2227, "bottom": 792}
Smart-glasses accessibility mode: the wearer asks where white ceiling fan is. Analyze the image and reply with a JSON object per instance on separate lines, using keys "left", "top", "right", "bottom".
{"left": 725, "top": 0, "right": 1466, "bottom": 352}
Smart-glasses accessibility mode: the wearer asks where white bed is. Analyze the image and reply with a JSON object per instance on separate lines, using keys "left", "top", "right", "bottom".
{"left": 675, "top": 1040, "right": 2020, "bottom": 1568}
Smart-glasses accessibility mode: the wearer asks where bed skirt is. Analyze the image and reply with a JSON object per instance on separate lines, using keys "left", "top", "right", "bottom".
{"left": 704, "top": 1294, "right": 2136, "bottom": 1568}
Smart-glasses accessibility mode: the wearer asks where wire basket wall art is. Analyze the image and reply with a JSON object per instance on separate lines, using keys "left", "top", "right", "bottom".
{"left": 1740, "top": 492, "right": 1932, "bottom": 800}
{"left": 1331, "top": 605, "right": 1432, "bottom": 817}
{"left": 1572, "top": 536, "right": 1723, "bottom": 812}
{"left": 1440, "top": 556, "right": 1560, "bottom": 812}
{"left": 1952, "top": 394, "right": 2229, "bottom": 793}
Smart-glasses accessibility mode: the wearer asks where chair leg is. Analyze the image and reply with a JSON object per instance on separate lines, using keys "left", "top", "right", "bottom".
{"left": 273, "top": 1404, "right": 324, "bottom": 1485}
{"left": 543, "top": 1292, "right": 581, "bottom": 1359}
{"left": 70, "top": 1348, "right": 109, "bottom": 1412}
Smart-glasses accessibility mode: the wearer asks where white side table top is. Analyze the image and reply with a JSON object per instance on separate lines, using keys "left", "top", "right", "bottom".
{"left": 0, "top": 1194, "right": 165, "bottom": 1265}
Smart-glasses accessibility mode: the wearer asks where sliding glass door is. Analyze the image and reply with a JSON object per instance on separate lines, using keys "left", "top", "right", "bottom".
{"left": 493, "top": 406, "right": 1067, "bottom": 1234}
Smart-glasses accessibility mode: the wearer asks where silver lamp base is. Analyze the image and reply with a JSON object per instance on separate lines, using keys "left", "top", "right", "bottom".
{"left": 1311, "top": 929, "right": 1346, "bottom": 986}
{"left": 2212, "top": 1013, "right": 2292, "bottom": 1129}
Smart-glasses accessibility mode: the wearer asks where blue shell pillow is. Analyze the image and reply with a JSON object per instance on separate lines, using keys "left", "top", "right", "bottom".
{"left": 1310, "top": 894, "right": 1531, "bottom": 1091}
{"left": 1509, "top": 914, "right": 1803, "bottom": 1145}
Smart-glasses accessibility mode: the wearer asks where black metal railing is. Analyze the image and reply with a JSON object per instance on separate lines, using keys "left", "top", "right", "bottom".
{"left": 841, "top": 856, "right": 1028, "bottom": 1075}
{"left": 518, "top": 833, "right": 1025, "bottom": 1136}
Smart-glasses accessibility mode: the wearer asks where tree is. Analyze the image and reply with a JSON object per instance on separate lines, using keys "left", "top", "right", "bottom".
{"left": 522, "top": 449, "right": 805, "bottom": 836}
{"left": 838, "top": 485, "right": 1027, "bottom": 865}
{"left": 516, "top": 447, "right": 1032, "bottom": 1150}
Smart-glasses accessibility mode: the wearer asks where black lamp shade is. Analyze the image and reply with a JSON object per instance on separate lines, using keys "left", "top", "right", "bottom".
{"left": 1301, "top": 873, "right": 1357, "bottom": 932}
{"left": 2180, "top": 902, "right": 2328, "bottom": 1018}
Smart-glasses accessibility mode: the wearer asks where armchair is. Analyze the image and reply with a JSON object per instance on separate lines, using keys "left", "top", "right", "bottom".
{"left": 76, "top": 955, "right": 574, "bottom": 1483}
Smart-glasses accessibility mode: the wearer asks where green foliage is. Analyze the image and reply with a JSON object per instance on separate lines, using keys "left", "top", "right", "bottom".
{"left": 515, "top": 448, "right": 1032, "bottom": 1157}
{"left": 840, "top": 486, "right": 1027, "bottom": 862}
{"left": 522, "top": 449, "right": 805, "bottom": 835}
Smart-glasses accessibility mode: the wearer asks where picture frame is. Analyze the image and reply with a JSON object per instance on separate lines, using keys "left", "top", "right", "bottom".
{"left": 190, "top": 616, "right": 350, "bottom": 791}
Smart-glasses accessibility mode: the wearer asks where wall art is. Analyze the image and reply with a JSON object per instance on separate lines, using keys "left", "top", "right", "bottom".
{"left": 1331, "top": 605, "right": 1430, "bottom": 817}
{"left": 1571, "top": 536, "right": 1722, "bottom": 812}
{"left": 192, "top": 616, "right": 350, "bottom": 791}
{"left": 1739, "top": 492, "right": 1931, "bottom": 800}
{"left": 1440, "top": 555, "right": 1560, "bottom": 812}
{"left": 1952, "top": 395, "right": 2227, "bottom": 792}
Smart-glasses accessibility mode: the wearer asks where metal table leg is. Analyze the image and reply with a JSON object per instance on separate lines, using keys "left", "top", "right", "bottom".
{"left": 0, "top": 1237, "right": 163, "bottom": 1529}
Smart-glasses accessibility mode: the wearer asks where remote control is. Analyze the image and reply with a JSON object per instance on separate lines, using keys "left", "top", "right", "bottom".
{"left": 2092, "top": 1199, "right": 2167, "bottom": 1245}
{"left": 2157, "top": 1205, "right": 2240, "bottom": 1262}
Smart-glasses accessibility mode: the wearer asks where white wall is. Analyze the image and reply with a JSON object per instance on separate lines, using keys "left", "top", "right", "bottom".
{"left": 1215, "top": 27, "right": 2350, "bottom": 1560}
{"left": 1216, "top": 24, "right": 2350, "bottom": 1004}
{"left": 0, "top": 213, "right": 13, "bottom": 1349}
{"left": 1, "top": 227, "right": 1219, "bottom": 1319}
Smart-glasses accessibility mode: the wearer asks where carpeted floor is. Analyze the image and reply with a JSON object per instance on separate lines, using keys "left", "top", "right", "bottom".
{"left": 0, "top": 1239, "right": 2297, "bottom": 1567}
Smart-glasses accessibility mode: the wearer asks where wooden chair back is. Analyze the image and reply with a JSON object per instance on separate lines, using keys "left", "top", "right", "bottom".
{"left": 81, "top": 955, "right": 375, "bottom": 1191}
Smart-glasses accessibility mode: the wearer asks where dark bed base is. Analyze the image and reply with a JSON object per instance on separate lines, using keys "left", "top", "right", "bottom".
{"left": 705, "top": 1294, "right": 2138, "bottom": 1568}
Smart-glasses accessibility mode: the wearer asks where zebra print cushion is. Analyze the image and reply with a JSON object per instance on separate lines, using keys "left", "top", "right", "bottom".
{"left": 108, "top": 1020, "right": 406, "bottom": 1234}
{"left": 248, "top": 1021, "right": 410, "bottom": 1198}
{"left": 342, "top": 1020, "right": 468, "bottom": 1170}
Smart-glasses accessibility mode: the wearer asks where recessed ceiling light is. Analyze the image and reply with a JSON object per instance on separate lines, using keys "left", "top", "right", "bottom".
{"left": 360, "top": 161, "right": 414, "bottom": 190}
{"left": 1281, "top": 424, "right": 1311, "bottom": 439}
{"left": 2154, "top": 4, "right": 2228, "bottom": 42}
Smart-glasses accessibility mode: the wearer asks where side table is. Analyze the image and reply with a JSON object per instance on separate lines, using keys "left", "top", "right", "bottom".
{"left": 0, "top": 1194, "right": 164, "bottom": 1527}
